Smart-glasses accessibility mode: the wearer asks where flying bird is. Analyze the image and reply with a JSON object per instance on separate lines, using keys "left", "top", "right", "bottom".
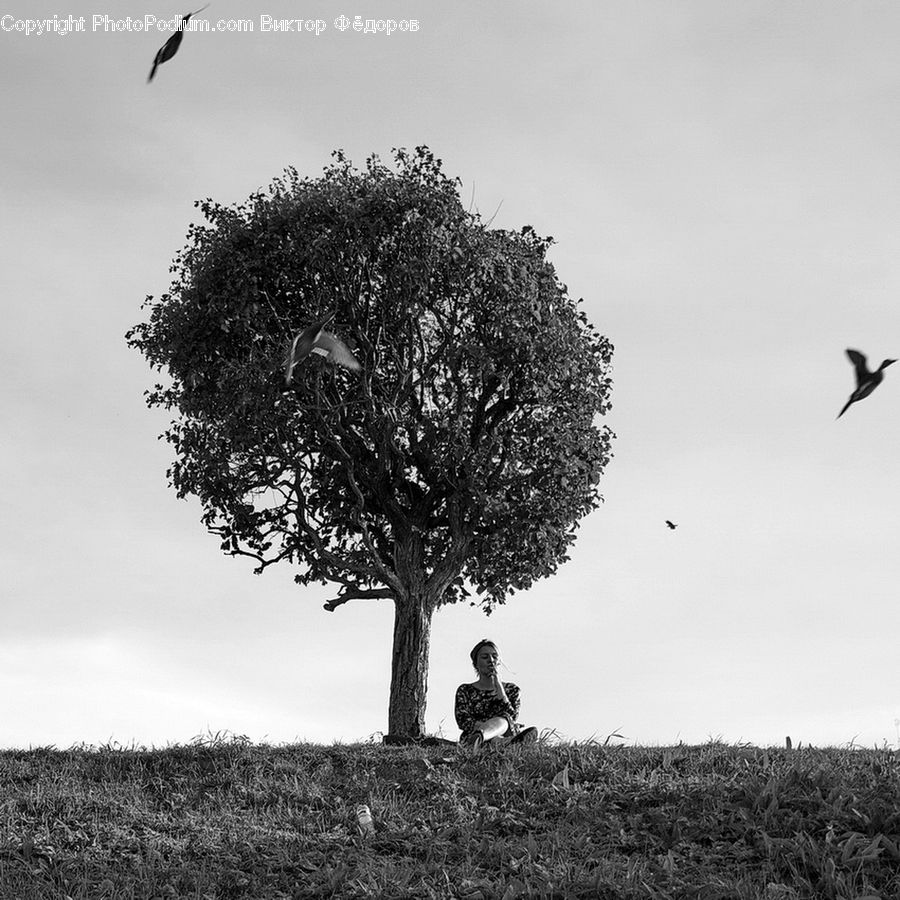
{"left": 284, "top": 314, "right": 362, "bottom": 385}
{"left": 837, "top": 349, "right": 896, "bottom": 419}
{"left": 665, "top": 520, "right": 677, "bottom": 530}
{"left": 148, "top": 4, "right": 209, "bottom": 82}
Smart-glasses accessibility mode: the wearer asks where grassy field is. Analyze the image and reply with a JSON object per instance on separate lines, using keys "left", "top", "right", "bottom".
{"left": 0, "top": 734, "right": 897, "bottom": 899}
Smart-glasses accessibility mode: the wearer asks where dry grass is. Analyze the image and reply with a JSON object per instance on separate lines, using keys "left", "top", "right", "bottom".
{"left": 0, "top": 734, "right": 898, "bottom": 898}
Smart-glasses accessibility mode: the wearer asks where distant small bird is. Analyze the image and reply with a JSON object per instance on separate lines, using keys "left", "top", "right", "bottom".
{"left": 665, "top": 520, "right": 677, "bottom": 530}
{"left": 837, "top": 349, "right": 896, "bottom": 419}
{"left": 148, "top": 4, "right": 209, "bottom": 82}
{"left": 284, "top": 314, "right": 361, "bottom": 385}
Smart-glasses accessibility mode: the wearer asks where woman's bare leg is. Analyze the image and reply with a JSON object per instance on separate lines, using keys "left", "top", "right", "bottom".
{"left": 473, "top": 717, "right": 509, "bottom": 742}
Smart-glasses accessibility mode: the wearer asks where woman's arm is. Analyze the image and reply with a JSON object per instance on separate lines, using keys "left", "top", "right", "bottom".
{"left": 488, "top": 678, "right": 520, "bottom": 725}
{"left": 454, "top": 685, "right": 476, "bottom": 733}
{"left": 503, "top": 683, "right": 521, "bottom": 723}
{"left": 499, "top": 682, "right": 520, "bottom": 723}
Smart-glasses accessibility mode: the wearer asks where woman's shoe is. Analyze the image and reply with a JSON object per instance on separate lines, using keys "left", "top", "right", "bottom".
{"left": 510, "top": 726, "right": 538, "bottom": 745}
{"left": 461, "top": 730, "right": 484, "bottom": 751}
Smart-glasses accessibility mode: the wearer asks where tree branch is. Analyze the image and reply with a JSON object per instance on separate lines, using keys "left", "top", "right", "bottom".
{"left": 303, "top": 422, "right": 405, "bottom": 597}
{"left": 324, "top": 585, "right": 395, "bottom": 612}
{"left": 290, "top": 474, "right": 386, "bottom": 585}
{"left": 470, "top": 374, "right": 501, "bottom": 447}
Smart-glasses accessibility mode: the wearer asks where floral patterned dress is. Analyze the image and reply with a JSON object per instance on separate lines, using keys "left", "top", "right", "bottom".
{"left": 454, "top": 682, "right": 521, "bottom": 737}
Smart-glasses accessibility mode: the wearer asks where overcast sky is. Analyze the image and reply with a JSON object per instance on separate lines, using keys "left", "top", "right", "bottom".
{"left": 2, "top": 0, "right": 899, "bottom": 752}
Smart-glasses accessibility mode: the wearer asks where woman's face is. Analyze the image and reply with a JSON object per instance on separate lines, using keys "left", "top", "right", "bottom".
{"left": 475, "top": 644, "right": 500, "bottom": 677}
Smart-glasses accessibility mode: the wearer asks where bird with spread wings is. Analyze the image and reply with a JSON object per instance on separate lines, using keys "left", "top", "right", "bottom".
{"left": 837, "top": 349, "right": 896, "bottom": 419}
{"left": 284, "top": 314, "right": 362, "bottom": 386}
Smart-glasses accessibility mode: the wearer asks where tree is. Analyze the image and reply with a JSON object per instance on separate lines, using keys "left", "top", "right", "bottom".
{"left": 126, "top": 147, "right": 615, "bottom": 738}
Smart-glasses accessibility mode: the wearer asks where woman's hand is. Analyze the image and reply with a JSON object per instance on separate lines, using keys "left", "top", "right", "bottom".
{"left": 489, "top": 668, "right": 508, "bottom": 703}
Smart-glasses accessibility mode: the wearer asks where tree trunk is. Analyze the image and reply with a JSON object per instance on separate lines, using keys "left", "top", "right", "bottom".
{"left": 387, "top": 597, "right": 434, "bottom": 737}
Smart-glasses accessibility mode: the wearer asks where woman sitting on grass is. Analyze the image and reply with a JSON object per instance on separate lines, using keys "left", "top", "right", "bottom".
{"left": 455, "top": 639, "right": 537, "bottom": 751}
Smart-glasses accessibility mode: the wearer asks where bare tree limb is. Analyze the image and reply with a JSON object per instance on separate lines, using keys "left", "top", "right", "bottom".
{"left": 290, "top": 474, "right": 390, "bottom": 587}
{"left": 324, "top": 585, "right": 395, "bottom": 612}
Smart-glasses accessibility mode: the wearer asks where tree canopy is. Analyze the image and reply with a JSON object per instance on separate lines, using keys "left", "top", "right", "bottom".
{"left": 127, "top": 146, "right": 615, "bottom": 735}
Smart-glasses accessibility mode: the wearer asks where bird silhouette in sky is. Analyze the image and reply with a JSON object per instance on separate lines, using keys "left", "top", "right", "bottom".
{"left": 284, "top": 315, "right": 362, "bottom": 386}
{"left": 665, "top": 520, "right": 677, "bottom": 530}
{"left": 837, "top": 349, "right": 896, "bottom": 419}
{"left": 148, "top": 4, "right": 209, "bottom": 82}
